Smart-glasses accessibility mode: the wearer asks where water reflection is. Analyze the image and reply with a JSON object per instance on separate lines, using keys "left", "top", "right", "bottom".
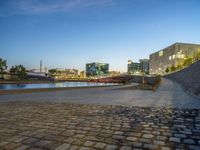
{"left": 0, "top": 82, "right": 117, "bottom": 90}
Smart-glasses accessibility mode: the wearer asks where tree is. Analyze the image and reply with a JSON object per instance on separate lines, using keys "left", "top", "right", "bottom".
{"left": 170, "top": 65, "right": 176, "bottom": 72}
{"left": 0, "top": 58, "right": 8, "bottom": 74}
{"left": 194, "top": 51, "right": 200, "bottom": 61}
{"left": 183, "top": 57, "right": 193, "bottom": 66}
{"left": 48, "top": 69, "right": 57, "bottom": 77}
{"left": 165, "top": 67, "right": 169, "bottom": 73}
{"left": 10, "top": 65, "right": 27, "bottom": 79}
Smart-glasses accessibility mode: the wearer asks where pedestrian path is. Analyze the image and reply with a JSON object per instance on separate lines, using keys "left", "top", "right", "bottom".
{"left": 0, "top": 78, "right": 200, "bottom": 108}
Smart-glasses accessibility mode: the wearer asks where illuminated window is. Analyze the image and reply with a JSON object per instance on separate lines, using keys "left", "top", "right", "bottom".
{"left": 172, "top": 55, "right": 175, "bottom": 59}
{"left": 169, "top": 56, "right": 172, "bottom": 60}
{"left": 159, "top": 50, "right": 163, "bottom": 56}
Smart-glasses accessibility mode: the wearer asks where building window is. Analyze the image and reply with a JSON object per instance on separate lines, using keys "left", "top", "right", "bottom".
{"left": 159, "top": 50, "right": 163, "bottom": 56}
{"left": 169, "top": 56, "right": 172, "bottom": 60}
{"left": 172, "top": 55, "right": 176, "bottom": 59}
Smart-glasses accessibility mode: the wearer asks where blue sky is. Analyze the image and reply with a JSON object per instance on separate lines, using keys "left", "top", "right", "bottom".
{"left": 0, "top": 0, "right": 200, "bottom": 72}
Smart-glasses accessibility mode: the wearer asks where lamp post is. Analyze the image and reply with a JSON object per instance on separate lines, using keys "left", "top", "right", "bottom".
{"left": 141, "top": 62, "right": 145, "bottom": 86}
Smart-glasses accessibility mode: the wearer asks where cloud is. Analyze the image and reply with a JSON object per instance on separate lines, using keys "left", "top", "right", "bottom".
{"left": 0, "top": 0, "right": 116, "bottom": 16}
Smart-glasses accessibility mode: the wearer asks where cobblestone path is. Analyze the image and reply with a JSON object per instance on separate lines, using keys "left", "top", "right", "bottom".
{"left": 0, "top": 102, "right": 200, "bottom": 150}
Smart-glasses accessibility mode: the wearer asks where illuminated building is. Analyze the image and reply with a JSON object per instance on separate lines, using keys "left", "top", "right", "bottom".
{"left": 86, "top": 62, "right": 109, "bottom": 77}
{"left": 149, "top": 42, "right": 200, "bottom": 75}
{"left": 80, "top": 71, "right": 86, "bottom": 78}
{"left": 49, "top": 68, "right": 79, "bottom": 79}
{"left": 109, "top": 71, "right": 121, "bottom": 77}
{"left": 127, "top": 59, "right": 149, "bottom": 75}
{"left": 139, "top": 59, "right": 149, "bottom": 75}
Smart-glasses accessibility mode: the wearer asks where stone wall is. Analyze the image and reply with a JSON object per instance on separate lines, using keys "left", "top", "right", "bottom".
{"left": 165, "top": 60, "right": 200, "bottom": 96}
{"left": 131, "top": 75, "right": 161, "bottom": 87}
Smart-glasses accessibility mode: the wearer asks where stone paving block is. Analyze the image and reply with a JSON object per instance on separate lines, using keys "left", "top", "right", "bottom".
{"left": 112, "top": 135, "right": 126, "bottom": 140}
{"left": 72, "top": 139, "right": 85, "bottom": 146}
{"left": 119, "top": 146, "right": 132, "bottom": 150}
{"left": 74, "top": 134, "right": 85, "bottom": 138}
{"left": 0, "top": 141, "right": 8, "bottom": 147}
{"left": 174, "top": 134, "right": 187, "bottom": 138}
{"left": 169, "top": 137, "right": 181, "bottom": 143}
{"left": 143, "top": 143, "right": 158, "bottom": 149}
{"left": 142, "top": 134, "right": 154, "bottom": 139}
{"left": 139, "top": 138, "right": 151, "bottom": 144}
{"left": 23, "top": 138, "right": 39, "bottom": 145}
{"left": 104, "top": 144, "right": 118, "bottom": 150}
{"left": 3, "top": 143, "right": 21, "bottom": 150}
{"left": 14, "top": 145, "right": 29, "bottom": 150}
{"left": 79, "top": 147, "right": 90, "bottom": 150}
{"left": 183, "top": 139, "right": 196, "bottom": 144}
{"left": 68, "top": 145, "right": 80, "bottom": 150}
{"left": 152, "top": 131, "right": 160, "bottom": 135}
{"left": 83, "top": 141, "right": 94, "bottom": 147}
{"left": 156, "top": 135, "right": 168, "bottom": 141}
{"left": 126, "top": 137, "right": 138, "bottom": 142}
{"left": 188, "top": 145, "right": 200, "bottom": 150}
{"left": 161, "top": 146, "right": 171, "bottom": 150}
{"left": 153, "top": 140, "right": 165, "bottom": 145}
{"left": 34, "top": 140, "right": 52, "bottom": 148}
{"left": 114, "top": 131, "right": 124, "bottom": 135}
{"left": 94, "top": 142, "right": 107, "bottom": 149}
{"left": 55, "top": 143, "right": 71, "bottom": 150}
{"left": 28, "top": 148, "right": 43, "bottom": 150}
{"left": 63, "top": 137, "right": 74, "bottom": 144}
{"left": 132, "top": 142, "right": 142, "bottom": 148}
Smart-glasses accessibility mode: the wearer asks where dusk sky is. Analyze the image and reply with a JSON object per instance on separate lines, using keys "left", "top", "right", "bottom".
{"left": 1, "top": 0, "right": 200, "bottom": 72}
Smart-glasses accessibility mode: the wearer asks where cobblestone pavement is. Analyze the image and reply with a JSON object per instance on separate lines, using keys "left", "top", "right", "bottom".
{"left": 0, "top": 102, "right": 200, "bottom": 150}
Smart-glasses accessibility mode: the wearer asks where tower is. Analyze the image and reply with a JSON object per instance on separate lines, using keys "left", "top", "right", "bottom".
{"left": 40, "top": 60, "right": 42, "bottom": 73}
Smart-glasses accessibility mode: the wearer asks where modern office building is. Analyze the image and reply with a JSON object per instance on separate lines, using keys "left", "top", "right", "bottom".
{"left": 49, "top": 68, "right": 79, "bottom": 79}
{"left": 127, "top": 59, "right": 149, "bottom": 75}
{"left": 86, "top": 62, "right": 109, "bottom": 77}
{"left": 79, "top": 71, "right": 86, "bottom": 78}
{"left": 139, "top": 59, "right": 149, "bottom": 75}
{"left": 109, "top": 71, "right": 121, "bottom": 77}
{"left": 127, "top": 60, "right": 141, "bottom": 75}
{"left": 149, "top": 42, "right": 200, "bottom": 75}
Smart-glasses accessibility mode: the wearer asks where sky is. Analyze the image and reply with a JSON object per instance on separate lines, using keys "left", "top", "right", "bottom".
{"left": 0, "top": 0, "right": 200, "bottom": 72}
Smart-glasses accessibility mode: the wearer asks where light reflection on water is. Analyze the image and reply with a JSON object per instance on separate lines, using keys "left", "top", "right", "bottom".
{"left": 0, "top": 82, "right": 117, "bottom": 90}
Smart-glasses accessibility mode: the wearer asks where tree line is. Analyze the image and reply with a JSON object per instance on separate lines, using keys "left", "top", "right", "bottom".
{"left": 0, "top": 58, "right": 27, "bottom": 79}
{"left": 165, "top": 51, "right": 200, "bottom": 74}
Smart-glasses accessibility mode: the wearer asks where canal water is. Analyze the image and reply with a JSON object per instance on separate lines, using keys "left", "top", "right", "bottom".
{"left": 0, "top": 82, "right": 117, "bottom": 90}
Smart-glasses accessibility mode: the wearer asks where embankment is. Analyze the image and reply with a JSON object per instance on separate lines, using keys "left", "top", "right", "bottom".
{"left": 165, "top": 60, "right": 200, "bottom": 97}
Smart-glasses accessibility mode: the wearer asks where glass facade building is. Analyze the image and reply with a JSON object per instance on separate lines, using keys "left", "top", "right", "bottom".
{"left": 127, "top": 59, "right": 149, "bottom": 75}
{"left": 139, "top": 59, "right": 149, "bottom": 75}
{"left": 127, "top": 60, "right": 141, "bottom": 75}
{"left": 86, "top": 62, "right": 109, "bottom": 77}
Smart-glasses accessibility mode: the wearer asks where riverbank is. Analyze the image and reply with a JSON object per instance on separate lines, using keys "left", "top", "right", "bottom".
{"left": 0, "top": 79, "right": 199, "bottom": 108}
{"left": 0, "top": 84, "right": 121, "bottom": 95}
{"left": 0, "top": 80, "right": 62, "bottom": 84}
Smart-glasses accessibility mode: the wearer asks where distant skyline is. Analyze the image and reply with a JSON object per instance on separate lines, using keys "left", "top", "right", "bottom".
{"left": 1, "top": 0, "right": 200, "bottom": 72}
